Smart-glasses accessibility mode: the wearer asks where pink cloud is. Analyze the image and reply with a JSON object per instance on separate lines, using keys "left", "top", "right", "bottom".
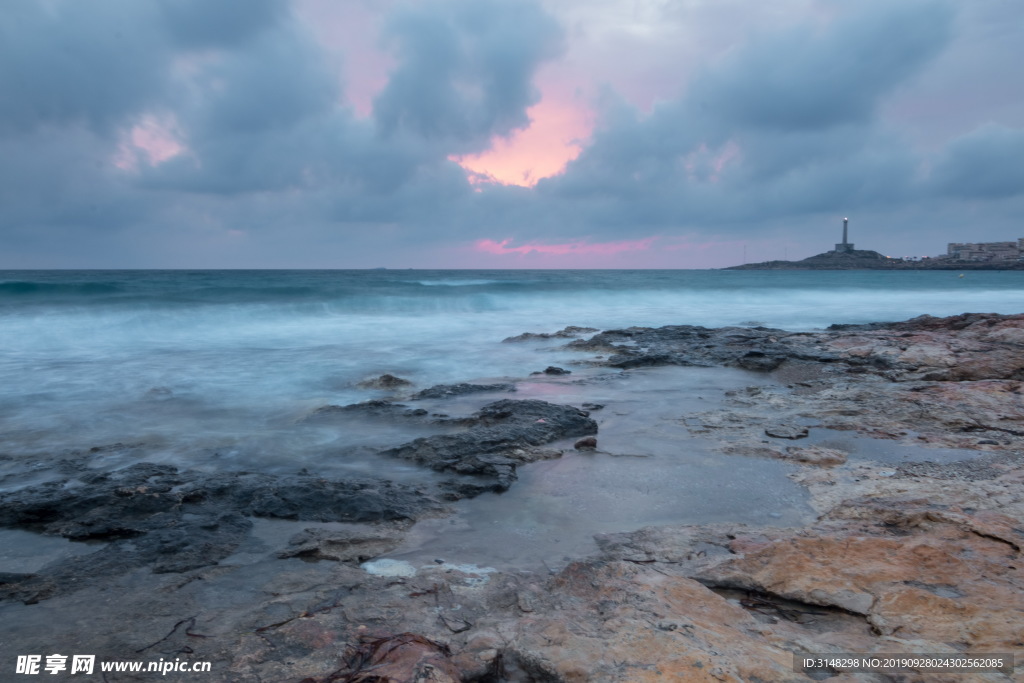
{"left": 475, "top": 237, "right": 656, "bottom": 256}
{"left": 114, "top": 114, "right": 186, "bottom": 171}
{"left": 450, "top": 65, "right": 595, "bottom": 187}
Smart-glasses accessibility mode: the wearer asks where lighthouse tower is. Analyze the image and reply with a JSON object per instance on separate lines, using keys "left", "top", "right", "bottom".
{"left": 834, "top": 217, "right": 854, "bottom": 253}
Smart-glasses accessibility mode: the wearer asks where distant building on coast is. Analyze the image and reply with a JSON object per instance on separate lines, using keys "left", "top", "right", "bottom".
{"left": 945, "top": 239, "right": 1024, "bottom": 262}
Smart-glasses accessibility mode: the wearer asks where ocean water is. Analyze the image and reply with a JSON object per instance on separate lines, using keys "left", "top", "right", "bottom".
{"left": 2, "top": 268, "right": 1023, "bottom": 466}
{"left": 1, "top": 268, "right": 1022, "bottom": 571}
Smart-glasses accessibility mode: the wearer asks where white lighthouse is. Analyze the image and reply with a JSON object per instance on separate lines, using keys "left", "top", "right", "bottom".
{"left": 834, "top": 217, "right": 854, "bottom": 253}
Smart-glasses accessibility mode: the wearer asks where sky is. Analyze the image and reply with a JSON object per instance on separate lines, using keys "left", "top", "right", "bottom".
{"left": 2, "top": 0, "right": 1023, "bottom": 268}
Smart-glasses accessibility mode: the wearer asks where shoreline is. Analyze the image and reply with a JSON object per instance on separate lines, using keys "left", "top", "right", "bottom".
{"left": 725, "top": 260, "right": 1024, "bottom": 271}
{"left": 2, "top": 313, "right": 1023, "bottom": 681}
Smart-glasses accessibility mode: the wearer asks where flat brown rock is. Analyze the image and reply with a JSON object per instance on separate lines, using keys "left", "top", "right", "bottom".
{"left": 598, "top": 497, "right": 1024, "bottom": 665}
{"left": 783, "top": 445, "right": 847, "bottom": 466}
{"left": 506, "top": 561, "right": 802, "bottom": 682}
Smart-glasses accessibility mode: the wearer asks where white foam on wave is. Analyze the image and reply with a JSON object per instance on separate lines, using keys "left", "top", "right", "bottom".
{"left": 2, "top": 271, "right": 1023, "bottom": 466}
{"left": 410, "top": 279, "right": 506, "bottom": 286}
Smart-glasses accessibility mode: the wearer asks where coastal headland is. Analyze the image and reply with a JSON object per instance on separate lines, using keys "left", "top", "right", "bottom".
{"left": 725, "top": 249, "right": 1024, "bottom": 270}
{"left": 726, "top": 220, "right": 1024, "bottom": 270}
{"left": 2, "top": 313, "right": 1023, "bottom": 681}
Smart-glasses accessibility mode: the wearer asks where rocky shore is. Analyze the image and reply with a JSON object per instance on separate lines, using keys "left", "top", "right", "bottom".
{"left": 2, "top": 313, "right": 1023, "bottom": 681}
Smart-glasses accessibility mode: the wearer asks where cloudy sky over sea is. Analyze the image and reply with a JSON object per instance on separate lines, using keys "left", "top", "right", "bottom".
{"left": 2, "top": 0, "right": 1022, "bottom": 268}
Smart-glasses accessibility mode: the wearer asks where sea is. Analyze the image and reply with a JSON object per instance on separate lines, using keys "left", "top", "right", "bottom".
{"left": 1, "top": 268, "right": 1023, "bottom": 570}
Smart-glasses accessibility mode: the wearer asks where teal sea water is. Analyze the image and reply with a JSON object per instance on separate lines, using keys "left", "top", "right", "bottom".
{"left": 1, "top": 268, "right": 1021, "bottom": 477}
{"left": 1, "top": 268, "right": 1022, "bottom": 569}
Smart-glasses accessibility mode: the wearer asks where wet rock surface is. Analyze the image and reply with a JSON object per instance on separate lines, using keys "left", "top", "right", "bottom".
{"left": 567, "top": 324, "right": 812, "bottom": 371}
{"left": 531, "top": 365, "right": 571, "bottom": 376}
{"left": 0, "top": 464, "right": 444, "bottom": 603}
{"left": 356, "top": 374, "right": 413, "bottom": 390}
{"left": 502, "top": 326, "right": 599, "bottom": 343}
{"left": 277, "top": 528, "right": 404, "bottom": 564}
{"left": 0, "top": 395, "right": 598, "bottom": 606}
{"left": 572, "top": 312, "right": 1024, "bottom": 384}
{"left": 302, "top": 631, "right": 463, "bottom": 682}
{"left": 303, "top": 400, "right": 430, "bottom": 421}
{"left": 410, "top": 382, "right": 517, "bottom": 400}
{"left": 2, "top": 312, "right": 1024, "bottom": 681}
{"left": 382, "top": 399, "right": 597, "bottom": 491}
{"left": 764, "top": 423, "right": 810, "bottom": 439}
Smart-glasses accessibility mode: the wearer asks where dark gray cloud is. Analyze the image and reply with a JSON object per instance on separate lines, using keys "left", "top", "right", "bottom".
{"left": 0, "top": 127, "right": 128, "bottom": 230}
{"left": 143, "top": 17, "right": 345, "bottom": 195}
{"left": 190, "top": 25, "right": 336, "bottom": 135}
{"left": 158, "top": 0, "right": 286, "bottom": 49}
{"left": 687, "top": 1, "right": 952, "bottom": 132}
{"left": 373, "top": 0, "right": 564, "bottom": 153}
{"left": 0, "top": 0, "right": 167, "bottom": 135}
{"left": 929, "top": 124, "right": 1024, "bottom": 199}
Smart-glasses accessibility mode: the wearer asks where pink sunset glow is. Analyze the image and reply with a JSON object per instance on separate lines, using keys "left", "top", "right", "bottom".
{"left": 461, "top": 236, "right": 760, "bottom": 269}
{"left": 476, "top": 237, "right": 656, "bottom": 256}
{"left": 294, "top": 0, "right": 395, "bottom": 117}
{"left": 451, "top": 71, "right": 594, "bottom": 187}
{"left": 450, "top": 100, "right": 590, "bottom": 187}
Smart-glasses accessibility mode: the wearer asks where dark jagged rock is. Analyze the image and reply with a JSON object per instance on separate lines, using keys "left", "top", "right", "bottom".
{"left": 88, "top": 441, "right": 145, "bottom": 454}
{"left": 0, "top": 572, "right": 34, "bottom": 584}
{"left": 357, "top": 374, "right": 413, "bottom": 389}
{"left": 0, "top": 463, "right": 444, "bottom": 603}
{"left": 531, "top": 366, "right": 571, "bottom": 376}
{"left": 2, "top": 465, "right": 442, "bottom": 532}
{"left": 410, "top": 382, "right": 516, "bottom": 400}
{"left": 568, "top": 314, "right": 1024, "bottom": 381}
{"left": 0, "top": 513, "right": 253, "bottom": 604}
{"left": 764, "top": 424, "right": 809, "bottom": 440}
{"left": 381, "top": 400, "right": 596, "bottom": 490}
{"left": 437, "top": 479, "right": 510, "bottom": 500}
{"left": 569, "top": 324, "right": 818, "bottom": 371}
{"left": 822, "top": 312, "right": 1024, "bottom": 381}
{"left": 178, "top": 471, "right": 443, "bottom": 523}
{"left": 502, "top": 326, "right": 599, "bottom": 343}
{"left": 607, "top": 352, "right": 691, "bottom": 369}
{"left": 831, "top": 311, "right": 1016, "bottom": 333}
{"left": 303, "top": 400, "right": 429, "bottom": 421}
{"left": 736, "top": 350, "right": 785, "bottom": 371}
